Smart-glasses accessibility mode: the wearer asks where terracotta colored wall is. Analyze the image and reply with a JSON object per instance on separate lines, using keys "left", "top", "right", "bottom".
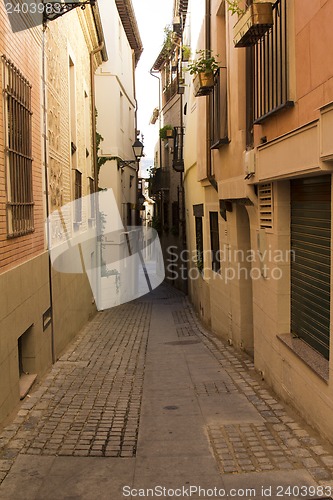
{"left": 0, "top": 10, "right": 44, "bottom": 272}
{"left": 257, "top": 0, "right": 333, "bottom": 144}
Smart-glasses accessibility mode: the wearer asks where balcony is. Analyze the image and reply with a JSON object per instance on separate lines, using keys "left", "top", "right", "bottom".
{"left": 172, "top": 126, "right": 185, "bottom": 172}
{"left": 162, "top": 78, "right": 178, "bottom": 106}
{"left": 149, "top": 168, "right": 170, "bottom": 196}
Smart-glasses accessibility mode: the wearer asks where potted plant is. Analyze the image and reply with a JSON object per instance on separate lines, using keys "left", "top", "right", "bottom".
{"left": 162, "top": 25, "right": 175, "bottom": 55}
{"left": 187, "top": 49, "right": 220, "bottom": 97}
{"left": 182, "top": 45, "right": 191, "bottom": 62}
{"left": 228, "top": 0, "right": 274, "bottom": 48}
{"left": 159, "top": 125, "right": 174, "bottom": 140}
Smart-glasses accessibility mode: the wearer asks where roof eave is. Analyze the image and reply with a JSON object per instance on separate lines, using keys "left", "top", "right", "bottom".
{"left": 115, "top": 0, "right": 143, "bottom": 66}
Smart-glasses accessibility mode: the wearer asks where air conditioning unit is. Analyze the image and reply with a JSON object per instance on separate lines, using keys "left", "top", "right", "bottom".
{"left": 243, "top": 149, "right": 256, "bottom": 177}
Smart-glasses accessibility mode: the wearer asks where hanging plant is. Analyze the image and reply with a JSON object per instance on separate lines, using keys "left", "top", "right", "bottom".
{"left": 186, "top": 49, "right": 220, "bottom": 75}
{"left": 226, "top": 0, "right": 245, "bottom": 16}
{"left": 232, "top": 1, "right": 274, "bottom": 48}
{"left": 162, "top": 25, "right": 176, "bottom": 55}
{"left": 159, "top": 125, "right": 174, "bottom": 139}
{"left": 182, "top": 45, "right": 191, "bottom": 62}
{"left": 186, "top": 50, "right": 221, "bottom": 97}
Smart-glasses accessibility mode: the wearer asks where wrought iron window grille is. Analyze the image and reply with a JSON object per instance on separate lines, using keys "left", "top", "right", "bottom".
{"left": 2, "top": 55, "right": 34, "bottom": 238}
{"left": 251, "top": 0, "right": 294, "bottom": 124}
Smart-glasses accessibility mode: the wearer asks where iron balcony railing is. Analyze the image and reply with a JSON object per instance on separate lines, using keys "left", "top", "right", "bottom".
{"left": 149, "top": 168, "right": 170, "bottom": 196}
{"left": 172, "top": 126, "right": 184, "bottom": 172}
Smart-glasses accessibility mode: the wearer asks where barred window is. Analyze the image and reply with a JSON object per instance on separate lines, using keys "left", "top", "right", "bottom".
{"left": 89, "top": 177, "right": 95, "bottom": 219}
{"left": 195, "top": 216, "right": 204, "bottom": 273}
{"left": 209, "top": 212, "right": 220, "bottom": 273}
{"left": 252, "top": 0, "right": 293, "bottom": 124}
{"left": 2, "top": 56, "right": 34, "bottom": 237}
{"left": 209, "top": 70, "right": 229, "bottom": 149}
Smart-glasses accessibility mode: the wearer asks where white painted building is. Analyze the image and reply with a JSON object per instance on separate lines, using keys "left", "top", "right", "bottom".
{"left": 95, "top": 0, "right": 143, "bottom": 227}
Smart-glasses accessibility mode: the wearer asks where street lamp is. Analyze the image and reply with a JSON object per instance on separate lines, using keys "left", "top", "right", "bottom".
{"left": 119, "top": 137, "right": 144, "bottom": 169}
{"left": 132, "top": 138, "right": 144, "bottom": 160}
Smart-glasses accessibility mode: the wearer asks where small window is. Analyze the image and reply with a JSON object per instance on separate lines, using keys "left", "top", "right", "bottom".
{"left": 18, "top": 325, "right": 37, "bottom": 400}
{"left": 3, "top": 56, "right": 34, "bottom": 237}
{"left": 74, "top": 170, "right": 82, "bottom": 223}
{"left": 89, "top": 177, "right": 95, "bottom": 220}
{"left": 210, "top": 70, "right": 228, "bottom": 149}
{"left": 209, "top": 212, "right": 220, "bottom": 272}
{"left": 195, "top": 216, "right": 204, "bottom": 273}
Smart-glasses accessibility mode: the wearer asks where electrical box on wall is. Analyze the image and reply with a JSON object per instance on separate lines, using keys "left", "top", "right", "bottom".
{"left": 244, "top": 149, "right": 256, "bottom": 176}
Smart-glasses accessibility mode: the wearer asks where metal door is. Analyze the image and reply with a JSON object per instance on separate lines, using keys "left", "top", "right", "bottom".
{"left": 291, "top": 176, "right": 331, "bottom": 359}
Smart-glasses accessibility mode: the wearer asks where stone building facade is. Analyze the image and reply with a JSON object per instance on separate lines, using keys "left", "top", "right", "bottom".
{"left": 0, "top": 3, "right": 105, "bottom": 426}
{"left": 183, "top": 0, "right": 333, "bottom": 443}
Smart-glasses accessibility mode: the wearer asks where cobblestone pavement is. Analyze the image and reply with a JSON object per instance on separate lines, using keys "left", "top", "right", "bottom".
{"left": 0, "top": 301, "right": 150, "bottom": 472}
{"left": 1, "top": 283, "right": 333, "bottom": 498}
{"left": 179, "top": 304, "right": 333, "bottom": 484}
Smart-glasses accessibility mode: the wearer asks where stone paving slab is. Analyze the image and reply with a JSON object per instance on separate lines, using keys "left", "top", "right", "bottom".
{"left": 222, "top": 469, "right": 318, "bottom": 499}
{"left": 0, "top": 455, "right": 136, "bottom": 500}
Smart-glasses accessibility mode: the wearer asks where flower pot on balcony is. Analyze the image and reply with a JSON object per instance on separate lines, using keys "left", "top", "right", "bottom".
{"left": 193, "top": 71, "right": 214, "bottom": 97}
{"left": 233, "top": 1, "right": 273, "bottom": 48}
{"left": 159, "top": 125, "right": 174, "bottom": 140}
{"left": 182, "top": 45, "right": 191, "bottom": 62}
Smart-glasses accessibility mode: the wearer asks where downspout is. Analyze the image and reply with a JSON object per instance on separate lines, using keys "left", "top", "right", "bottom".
{"left": 150, "top": 69, "right": 163, "bottom": 170}
{"left": 90, "top": 42, "right": 104, "bottom": 310}
{"left": 42, "top": 25, "right": 56, "bottom": 364}
{"left": 205, "top": 0, "right": 217, "bottom": 191}
{"left": 90, "top": 42, "right": 105, "bottom": 185}
{"left": 132, "top": 50, "right": 139, "bottom": 226}
{"left": 150, "top": 68, "right": 163, "bottom": 224}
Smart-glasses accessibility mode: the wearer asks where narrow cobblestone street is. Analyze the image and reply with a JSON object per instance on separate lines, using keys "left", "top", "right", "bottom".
{"left": 1, "top": 284, "right": 333, "bottom": 499}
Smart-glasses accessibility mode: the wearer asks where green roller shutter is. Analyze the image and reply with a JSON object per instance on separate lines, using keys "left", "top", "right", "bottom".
{"left": 291, "top": 175, "right": 331, "bottom": 359}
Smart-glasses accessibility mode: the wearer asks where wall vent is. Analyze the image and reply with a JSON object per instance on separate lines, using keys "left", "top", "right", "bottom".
{"left": 258, "top": 183, "right": 273, "bottom": 229}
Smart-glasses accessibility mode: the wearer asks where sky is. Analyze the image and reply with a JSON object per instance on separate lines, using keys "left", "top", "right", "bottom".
{"left": 132, "top": 0, "right": 174, "bottom": 175}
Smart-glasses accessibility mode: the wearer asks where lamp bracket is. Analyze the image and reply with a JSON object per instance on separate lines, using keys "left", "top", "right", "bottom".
{"left": 118, "top": 160, "right": 138, "bottom": 170}
{"left": 43, "top": 0, "right": 95, "bottom": 22}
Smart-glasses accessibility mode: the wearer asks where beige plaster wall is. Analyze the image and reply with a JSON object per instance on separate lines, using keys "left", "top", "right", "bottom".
{"left": 183, "top": 0, "right": 333, "bottom": 445}
{"left": 251, "top": 179, "right": 333, "bottom": 443}
{"left": 51, "top": 269, "right": 95, "bottom": 359}
{"left": 0, "top": 253, "right": 52, "bottom": 425}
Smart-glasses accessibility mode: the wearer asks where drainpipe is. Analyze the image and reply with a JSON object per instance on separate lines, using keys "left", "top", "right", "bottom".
{"left": 90, "top": 42, "right": 105, "bottom": 310}
{"left": 42, "top": 25, "right": 56, "bottom": 364}
{"left": 150, "top": 68, "right": 164, "bottom": 225}
{"left": 90, "top": 42, "right": 105, "bottom": 185}
{"left": 132, "top": 50, "right": 140, "bottom": 226}
{"left": 150, "top": 69, "right": 163, "bottom": 170}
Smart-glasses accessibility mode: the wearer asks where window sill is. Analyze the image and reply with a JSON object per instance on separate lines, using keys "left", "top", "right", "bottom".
{"left": 19, "top": 373, "right": 37, "bottom": 400}
{"left": 210, "top": 136, "right": 229, "bottom": 150}
{"left": 277, "top": 333, "right": 329, "bottom": 383}
{"left": 7, "top": 228, "right": 34, "bottom": 239}
{"left": 88, "top": 218, "right": 96, "bottom": 228}
{"left": 254, "top": 101, "right": 294, "bottom": 125}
